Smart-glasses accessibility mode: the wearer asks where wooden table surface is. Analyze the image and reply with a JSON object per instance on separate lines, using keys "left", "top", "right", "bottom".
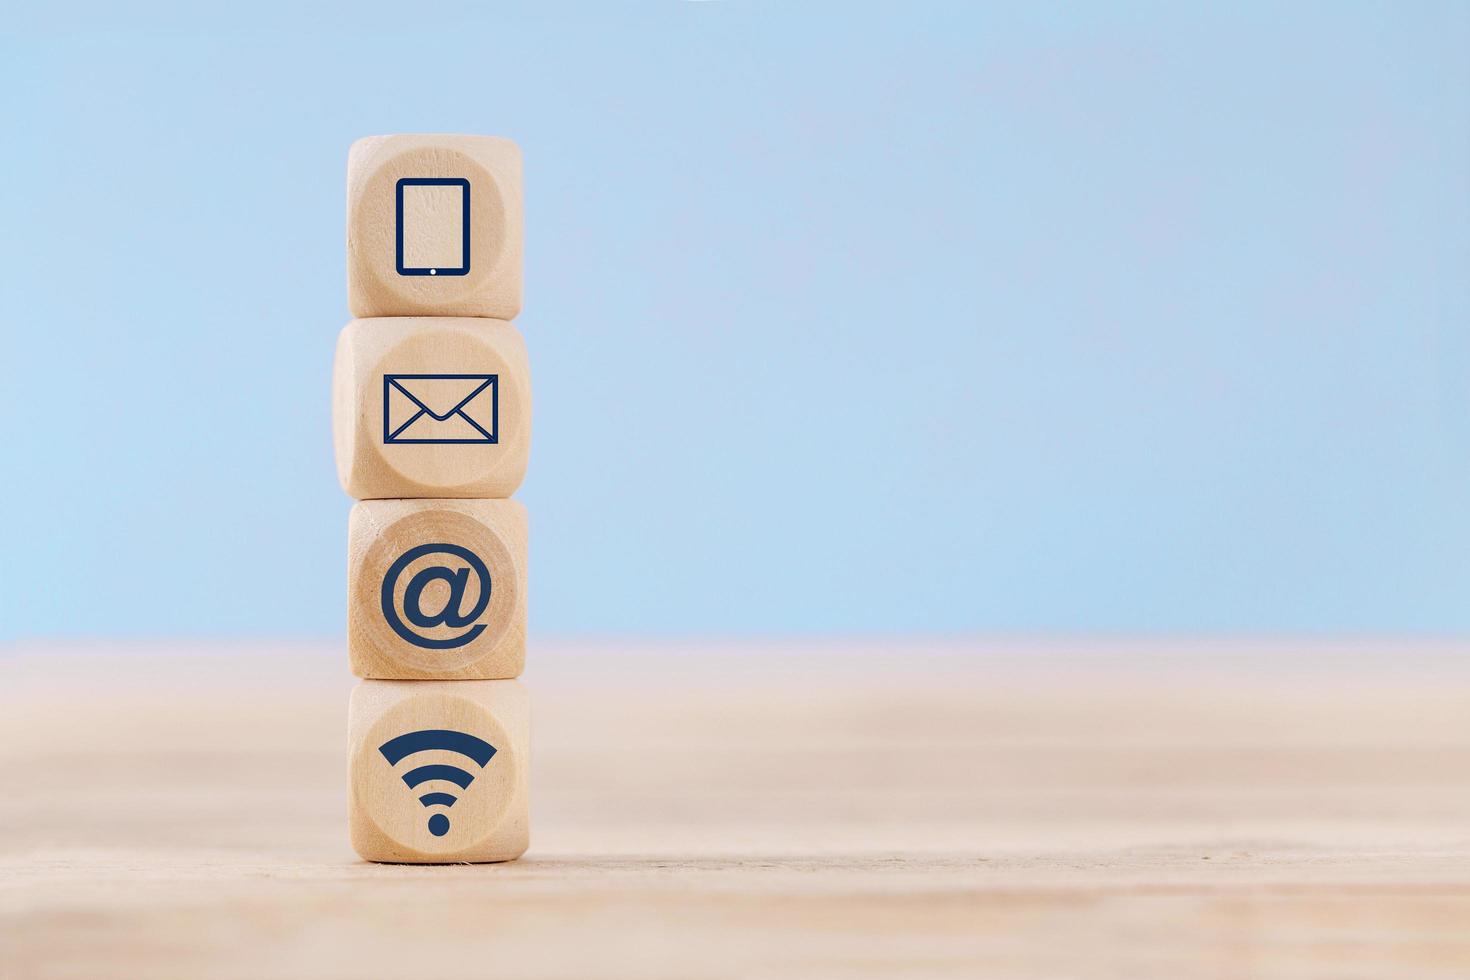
{"left": 2, "top": 639, "right": 1468, "bottom": 979}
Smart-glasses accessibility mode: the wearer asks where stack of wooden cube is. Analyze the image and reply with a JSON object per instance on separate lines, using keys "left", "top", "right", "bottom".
{"left": 333, "top": 135, "right": 530, "bottom": 864}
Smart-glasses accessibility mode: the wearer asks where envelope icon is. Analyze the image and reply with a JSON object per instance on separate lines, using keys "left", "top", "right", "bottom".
{"left": 383, "top": 374, "right": 498, "bottom": 444}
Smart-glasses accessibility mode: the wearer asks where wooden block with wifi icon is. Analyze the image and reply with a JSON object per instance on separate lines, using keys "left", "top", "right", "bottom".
{"left": 348, "top": 134, "right": 523, "bottom": 319}
{"left": 348, "top": 498, "right": 528, "bottom": 680}
{"left": 349, "top": 679, "right": 529, "bottom": 863}
{"left": 333, "top": 317, "right": 532, "bottom": 499}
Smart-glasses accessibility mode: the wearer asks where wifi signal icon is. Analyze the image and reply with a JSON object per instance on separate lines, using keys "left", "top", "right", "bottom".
{"left": 378, "top": 729, "right": 498, "bottom": 837}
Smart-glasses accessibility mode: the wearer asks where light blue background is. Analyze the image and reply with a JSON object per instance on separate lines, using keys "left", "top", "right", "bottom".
{"left": 2, "top": 4, "right": 1466, "bottom": 638}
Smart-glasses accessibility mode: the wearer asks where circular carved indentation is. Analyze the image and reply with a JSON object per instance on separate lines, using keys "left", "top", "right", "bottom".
{"left": 355, "top": 692, "right": 517, "bottom": 856}
{"left": 368, "top": 326, "right": 526, "bottom": 494}
{"left": 352, "top": 145, "right": 508, "bottom": 309}
{"left": 359, "top": 509, "right": 518, "bottom": 673}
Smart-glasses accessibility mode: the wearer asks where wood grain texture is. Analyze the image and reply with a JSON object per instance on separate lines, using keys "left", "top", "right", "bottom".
{"left": 332, "top": 317, "right": 531, "bottom": 500}
{"left": 3, "top": 639, "right": 1469, "bottom": 979}
{"left": 347, "top": 134, "right": 522, "bottom": 319}
{"left": 347, "top": 499, "right": 527, "bottom": 679}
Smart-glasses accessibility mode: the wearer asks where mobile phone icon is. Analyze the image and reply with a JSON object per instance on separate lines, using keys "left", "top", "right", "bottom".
{"left": 396, "top": 177, "right": 470, "bottom": 277}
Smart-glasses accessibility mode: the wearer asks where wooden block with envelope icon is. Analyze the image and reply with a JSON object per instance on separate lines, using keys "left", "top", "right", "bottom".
{"left": 333, "top": 317, "right": 531, "bottom": 499}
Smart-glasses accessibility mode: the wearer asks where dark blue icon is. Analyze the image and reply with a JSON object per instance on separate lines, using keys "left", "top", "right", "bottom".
{"left": 396, "top": 177, "right": 470, "bottom": 277}
{"left": 383, "top": 374, "right": 498, "bottom": 445}
{"left": 381, "top": 543, "right": 491, "bottom": 649}
{"left": 378, "top": 729, "right": 498, "bottom": 836}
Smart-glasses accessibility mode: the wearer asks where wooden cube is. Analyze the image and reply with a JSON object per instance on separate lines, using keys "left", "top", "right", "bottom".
{"left": 347, "top": 134, "right": 523, "bottom": 319}
{"left": 333, "top": 317, "right": 532, "bottom": 499}
{"left": 349, "top": 679, "right": 529, "bottom": 864}
{"left": 348, "top": 499, "right": 527, "bottom": 680}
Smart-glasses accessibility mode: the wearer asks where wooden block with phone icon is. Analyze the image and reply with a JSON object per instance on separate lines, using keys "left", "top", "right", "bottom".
{"left": 333, "top": 317, "right": 531, "bottom": 500}
{"left": 348, "top": 499, "right": 527, "bottom": 680}
{"left": 349, "top": 679, "right": 529, "bottom": 863}
{"left": 348, "top": 134, "right": 523, "bottom": 319}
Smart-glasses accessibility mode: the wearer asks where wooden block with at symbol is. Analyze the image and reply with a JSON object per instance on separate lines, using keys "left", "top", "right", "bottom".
{"left": 349, "top": 679, "right": 529, "bottom": 864}
{"left": 348, "top": 134, "right": 523, "bottom": 318}
{"left": 348, "top": 499, "right": 527, "bottom": 680}
{"left": 333, "top": 317, "right": 532, "bottom": 500}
